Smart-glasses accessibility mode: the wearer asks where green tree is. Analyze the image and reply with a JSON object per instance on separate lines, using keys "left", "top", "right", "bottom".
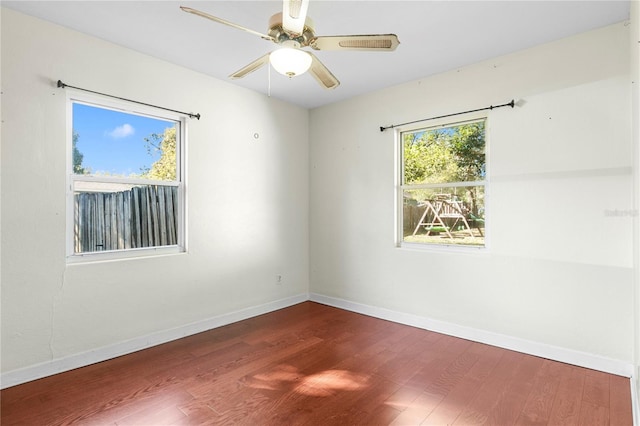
{"left": 142, "top": 127, "right": 176, "bottom": 181}
{"left": 449, "top": 122, "right": 485, "bottom": 216}
{"left": 450, "top": 122, "right": 485, "bottom": 182}
{"left": 72, "top": 131, "right": 88, "bottom": 175}
{"left": 403, "top": 130, "right": 458, "bottom": 185}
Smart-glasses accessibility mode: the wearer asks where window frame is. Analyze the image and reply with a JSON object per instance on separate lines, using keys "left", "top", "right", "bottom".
{"left": 65, "top": 91, "right": 187, "bottom": 263}
{"left": 395, "top": 114, "right": 489, "bottom": 251}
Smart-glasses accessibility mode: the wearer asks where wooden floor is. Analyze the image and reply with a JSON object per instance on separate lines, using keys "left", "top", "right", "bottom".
{"left": 1, "top": 302, "right": 633, "bottom": 425}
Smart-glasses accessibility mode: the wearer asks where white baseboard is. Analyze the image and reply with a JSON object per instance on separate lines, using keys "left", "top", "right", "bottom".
{"left": 309, "top": 293, "right": 635, "bottom": 378}
{"left": 0, "top": 293, "right": 308, "bottom": 389}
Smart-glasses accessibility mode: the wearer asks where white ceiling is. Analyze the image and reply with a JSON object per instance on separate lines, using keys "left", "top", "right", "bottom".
{"left": 2, "top": 1, "right": 631, "bottom": 109}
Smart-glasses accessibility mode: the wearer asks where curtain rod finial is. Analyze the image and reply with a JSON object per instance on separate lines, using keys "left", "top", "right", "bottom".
{"left": 57, "top": 80, "right": 66, "bottom": 88}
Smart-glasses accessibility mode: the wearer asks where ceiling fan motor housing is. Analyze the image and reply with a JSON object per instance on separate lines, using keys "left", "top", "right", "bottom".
{"left": 268, "top": 13, "right": 316, "bottom": 47}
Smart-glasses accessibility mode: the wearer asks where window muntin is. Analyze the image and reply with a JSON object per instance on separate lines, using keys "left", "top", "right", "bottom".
{"left": 399, "top": 119, "right": 486, "bottom": 248}
{"left": 68, "top": 98, "right": 185, "bottom": 260}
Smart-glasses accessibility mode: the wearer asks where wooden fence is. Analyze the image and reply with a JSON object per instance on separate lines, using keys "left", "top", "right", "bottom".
{"left": 74, "top": 185, "right": 178, "bottom": 253}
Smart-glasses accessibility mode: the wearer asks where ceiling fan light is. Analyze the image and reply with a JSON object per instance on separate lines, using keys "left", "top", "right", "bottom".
{"left": 270, "top": 47, "right": 312, "bottom": 77}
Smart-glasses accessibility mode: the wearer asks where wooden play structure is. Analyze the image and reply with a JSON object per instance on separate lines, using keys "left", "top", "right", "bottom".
{"left": 412, "top": 194, "right": 476, "bottom": 239}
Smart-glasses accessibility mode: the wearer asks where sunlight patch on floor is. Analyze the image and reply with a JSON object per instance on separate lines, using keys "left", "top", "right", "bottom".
{"left": 245, "top": 365, "right": 370, "bottom": 396}
{"left": 295, "top": 370, "right": 370, "bottom": 396}
{"left": 247, "top": 365, "right": 301, "bottom": 390}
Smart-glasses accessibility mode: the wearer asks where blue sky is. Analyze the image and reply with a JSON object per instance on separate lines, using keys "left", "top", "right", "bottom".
{"left": 73, "top": 103, "right": 175, "bottom": 176}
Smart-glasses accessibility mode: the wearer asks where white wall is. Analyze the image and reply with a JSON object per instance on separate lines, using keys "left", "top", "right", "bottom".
{"left": 310, "top": 23, "right": 634, "bottom": 364}
{"left": 632, "top": 0, "right": 640, "bottom": 402}
{"left": 1, "top": 9, "right": 309, "bottom": 375}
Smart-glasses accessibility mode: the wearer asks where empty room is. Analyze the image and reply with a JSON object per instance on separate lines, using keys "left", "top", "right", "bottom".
{"left": 1, "top": 1, "right": 639, "bottom": 424}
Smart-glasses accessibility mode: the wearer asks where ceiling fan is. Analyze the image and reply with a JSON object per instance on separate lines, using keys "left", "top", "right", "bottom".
{"left": 180, "top": 0, "right": 400, "bottom": 90}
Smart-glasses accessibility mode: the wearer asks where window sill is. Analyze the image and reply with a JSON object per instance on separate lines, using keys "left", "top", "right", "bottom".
{"left": 66, "top": 245, "right": 186, "bottom": 265}
{"left": 398, "top": 241, "right": 489, "bottom": 255}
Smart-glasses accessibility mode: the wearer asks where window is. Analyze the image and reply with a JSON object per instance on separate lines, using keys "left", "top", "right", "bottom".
{"left": 398, "top": 118, "right": 486, "bottom": 248}
{"left": 67, "top": 96, "right": 186, "bottom": 261}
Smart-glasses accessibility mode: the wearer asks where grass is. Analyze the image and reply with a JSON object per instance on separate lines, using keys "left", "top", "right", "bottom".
{"left": 404, "top": 228, "right": 484, "bottom": 247}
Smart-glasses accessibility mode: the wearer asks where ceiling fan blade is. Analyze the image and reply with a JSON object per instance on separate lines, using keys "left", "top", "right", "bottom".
{"left": 282, "top": 0, "right": 310, "bottom": 36}
{"left": 180, "top": 6, "right": 274, "bottom": 41}
{"left": 229, "top": 54, "right": 270, "bottom": 79}
{"left": 311, "top": 34, "right": 400, "bottom": 51}
{"left": 308, "top": 53, "right": 340, "bottom": 90}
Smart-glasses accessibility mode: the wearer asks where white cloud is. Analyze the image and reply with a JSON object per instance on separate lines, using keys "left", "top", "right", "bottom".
{"left": 108, "top": 124, "right": 135, "bottom": 139}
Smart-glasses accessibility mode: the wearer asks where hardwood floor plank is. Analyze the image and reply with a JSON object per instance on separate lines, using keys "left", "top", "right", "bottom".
{"left": 359, "top": 403, "right": 403, "bottom": 425}
{"left": 404, "top": 337, "right": 473, "bottom": 392}
{"left": 384, "top": 384, "right": 425, "bottom": 413}
{"left": 206, "top": 390, "right": 274, "bottom": 425}
{"left": 547, "top": 366, "right": 586, "bottom": 426}
{"left": 578, "top": 401, "right": 608, "bottom": 426}
{"left": 463, "top": 343, "right": 505, "bottom": 383}
{"left": 582, "top": 370, "right": 611, "bottom": 409}
{"left": 340, "top": 378, "right": 405, "bottom": 424}
{"left": 483, "top": 353, "right": 544, "bottom": 425}
{"left": 416, "top": 342, "right": 494, "bottom": 424}
{"left": 373, "top": 332, "right": 447, "bottom": 387}
{"left": 115, "top": 403, "right": 190, "bottom": 425}
{"left": 453, "top": 350, "right": 532, "bottom": 425}
{"left": 421, "top": 376, "right": 483, "bottom": 425}
{"left": 425, "top": 342, "right": 480, "bottom": 397}
{"left": 1, "top": 302, "right": 633, "bottom": 426}
{"left": 389, "top": 390, "right": 444, "bottom": 425}
{"left": 176, "top": 401, "right": 221, "bottom": 420}
{"left": 515, "top": 363, "right": 562, "bottom": 425}
{"left": 609, "top": 374, "right": 633, "bottom": 426}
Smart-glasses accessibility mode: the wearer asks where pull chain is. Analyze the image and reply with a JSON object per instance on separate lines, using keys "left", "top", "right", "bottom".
{"left": 268, "top": 60, "right": 271, "bottom": 98}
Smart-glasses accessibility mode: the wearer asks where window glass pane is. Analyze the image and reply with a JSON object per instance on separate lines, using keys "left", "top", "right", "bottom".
{"left": 403, "top": 120, "right": 485, "bottom": 185}
{"left": 74, "top": 184, "right": 178, "bottom": 254}
{"left": 72, "top": 103, "right": 178, "bottom": 181}
{"left": 402, "top": 186, "right": 485, "bottom": 246}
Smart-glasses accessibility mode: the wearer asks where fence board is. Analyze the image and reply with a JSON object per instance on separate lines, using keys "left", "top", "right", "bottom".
{"left": 159, "top": 188, "right": 167, "bottom": 246}
{"left": 149, "top": 187, "right": 159, "bottom": 247}
{"left": 140, "top": 188, "right": 149, "bottom": 247}
{"left": 123, "top": 191, "right": 131, "bottom": 249}
{"left": 166, "top": 187, "right": 176, "bottom": 246}
{"left": 131, "top": 188, "right": 141, "bottom": 248}
{"left": 109, "top": 195, "right": 117, "bottom": 250}
{"left": 96, "top": 194, "right": 105, "bottom": 251}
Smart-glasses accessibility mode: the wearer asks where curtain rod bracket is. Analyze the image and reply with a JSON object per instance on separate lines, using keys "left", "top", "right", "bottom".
{"left": 380, "top": 99, "right": 515, "bottom": 132}
{"left": 56, "top": 79, "right": 201, "bottom": 120}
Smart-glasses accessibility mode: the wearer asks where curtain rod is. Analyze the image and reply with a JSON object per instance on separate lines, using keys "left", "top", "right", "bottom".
{"left": 57, "top": 80, "right": 201, "bottom": 120}
{"left": 379, "top": 99, "right": 514, "bottom": 132}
